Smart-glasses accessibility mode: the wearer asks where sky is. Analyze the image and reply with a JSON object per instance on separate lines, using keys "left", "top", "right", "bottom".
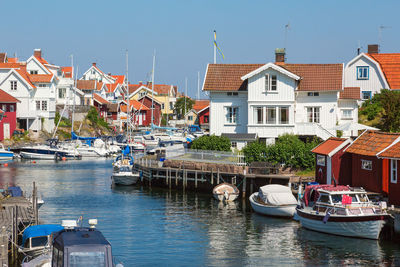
{"left": 0, "top": 0, "right": 399, "bottom": 98}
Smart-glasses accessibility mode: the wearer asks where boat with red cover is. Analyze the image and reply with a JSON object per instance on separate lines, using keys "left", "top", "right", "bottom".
{"left": 296, "top": 184, "right": 389, "bottom": 239}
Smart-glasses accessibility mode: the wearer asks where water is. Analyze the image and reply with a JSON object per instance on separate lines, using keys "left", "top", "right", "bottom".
{"left": 1, "top": 159, "right": 400, "bottom": 266}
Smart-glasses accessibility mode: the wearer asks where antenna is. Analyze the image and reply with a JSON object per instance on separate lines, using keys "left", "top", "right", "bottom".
{"left": 284, "top": 23, "right": 290, "bottom": 50}
{"left": 197, "top": 71, "right": 200, "bottom": 100}
{"left": 378, "top": 25, "right": 391, "bottom": 48}
{"left": 357, "top": 40, "right": 362, "bottom": 55}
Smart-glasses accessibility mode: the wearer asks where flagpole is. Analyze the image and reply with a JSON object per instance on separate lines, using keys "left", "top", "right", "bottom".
{"left": 151, "top": 50, "right": 156, "bottom": 131}
{"left": 213, "top": 31, "right": 216, "bottom": 64}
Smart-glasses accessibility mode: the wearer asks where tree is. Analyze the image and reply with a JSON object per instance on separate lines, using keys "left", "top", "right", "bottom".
{"left": 191, "top": 135, "right": 231, "bottom": 151}
{"left": 174, "top": 97, "right": 195, "bottom": 119}
{"left": 380, "top": 89, "right": 400, "bottom": 132}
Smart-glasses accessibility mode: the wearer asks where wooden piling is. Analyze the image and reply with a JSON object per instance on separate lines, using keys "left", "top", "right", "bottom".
{"left": 217, "top": 169, "right": 220, "bottom": 184}
{"left": 242, "top": 175, "right": 247, "bottom": 199}
{"left": 175, "top": 168, "right": 178, "bottom": 186}
{"left": 195, "top": 171, "right": 198, "bottom": 188}
{"left": 211, "top": 170, "right": 214, "bottom": 185}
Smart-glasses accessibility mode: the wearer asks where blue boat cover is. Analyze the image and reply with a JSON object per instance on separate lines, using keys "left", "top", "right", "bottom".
{"left": 71, "top": 132, "right": 98, "bottom": 141}
{"left": 123, "top": 145, "right": 130, "bottom": 156}
{"left": 22, "top": 224, "right": 64, "bottom": 246}
{"left": 8, "top": 186, "right": 22, "bottom": 197}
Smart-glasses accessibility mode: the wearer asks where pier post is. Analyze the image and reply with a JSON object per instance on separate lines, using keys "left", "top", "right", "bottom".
{"left": 175, "top": 168, "right": 178, "bottom": 186}
{"left": 211, "top": 170, "right": 214, "bottom": 185}
{"left": 217, "top": 169, "right": 220, "bottom": 184}
{"left": 169, "top": 168, "right": 172, "bottom": 189}
{"left": 195, "top": 171, "right": 198, "bottom": 188}
{"left": 250, "top": 180, "right": 253, "bottom": 195}
{"left": 242, "top": 175, "right": 247, "bottom": 199}
{"left": 33, "top": 181, "right": 38, "bottom": 224}
{"left": 165, "top": 169, "right": 168, "bottom": 185}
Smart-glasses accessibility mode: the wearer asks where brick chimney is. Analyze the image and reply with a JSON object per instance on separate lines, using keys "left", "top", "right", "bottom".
{"left": 92, "top": 62, "right": 97, "bottom": 67}
{"left": 368, "top": 44, "right": 379, "bottom": 54}
{"left": 139, "top": 81, "right": 143, "bottom": 85}
{"left": 275, "top": 48, "right": 286, "bottom": 64}
{"left": 147, "top": 81, "right": 152, "bottom": 87}
{"left": 34, "top": 49, "right": 41, "bottom": 59}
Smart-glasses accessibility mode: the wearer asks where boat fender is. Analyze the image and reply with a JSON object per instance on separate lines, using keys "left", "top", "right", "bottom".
{"left": 3, "top": 163, "right": 8, "bottom": 167}
{"left": 224, "top": 191, "right": 229, "bottom": 201}
{"left": 322, "top": 210, "right": 331, "bottom": 224}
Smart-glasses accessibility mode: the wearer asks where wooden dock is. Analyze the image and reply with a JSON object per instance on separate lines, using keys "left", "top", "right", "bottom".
{"left": 133, "top": 158, "right": 296, "bottom": 197}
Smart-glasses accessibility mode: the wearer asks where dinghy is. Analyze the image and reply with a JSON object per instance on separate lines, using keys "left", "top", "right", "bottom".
{"left": 213, "top": 183, "right": 239, "bottom": 202}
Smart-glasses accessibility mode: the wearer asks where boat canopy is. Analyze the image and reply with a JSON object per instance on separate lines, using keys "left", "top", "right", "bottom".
{"left": 22, "top": 224, "right": 64, "bottom": 246}
{"left": 258, "top": 185, "right": 297, "bottom": 206}
{"left": 71, "top": 132, "right": 97, "bottom": 141}
{"left": 303, "top": 184, "right": 350, "bottom": 206}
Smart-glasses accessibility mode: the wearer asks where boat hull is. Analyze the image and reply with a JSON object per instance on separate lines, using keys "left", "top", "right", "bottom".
{"left": 212, "top": 183, "right": 240, "bottom": 202}
{"left": 213, "top": 193, "right": 239, "bottom": 202}
{"left": 296, "top": 208, "right": 387, "bottom": 239}
{"left": 112, "top": 172, "right": 140, "bottom": 185}
{"left": 0, "top": 151, "right": 13, "bottom": 159}
{"left": 249, "top": 193, "right": 296, "bottom": 217}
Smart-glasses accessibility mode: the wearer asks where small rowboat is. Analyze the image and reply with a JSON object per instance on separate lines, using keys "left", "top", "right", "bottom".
{"left": 212, "top": 183, "right": 239, "bottom": 202}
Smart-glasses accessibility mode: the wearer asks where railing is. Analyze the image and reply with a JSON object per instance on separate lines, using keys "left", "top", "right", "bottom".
{"left": 169, "top": 148, "right": 246, "bottom": 166}
{"left": 296, "top": 123, "right": 335, "bottom": 140}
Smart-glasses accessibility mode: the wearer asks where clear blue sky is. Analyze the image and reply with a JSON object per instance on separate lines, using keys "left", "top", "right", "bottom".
{"left": 0, "top": 0, "right": 398, "bottom": 98}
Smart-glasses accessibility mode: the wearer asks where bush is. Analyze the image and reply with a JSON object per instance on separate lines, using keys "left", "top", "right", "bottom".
{"left": 242, "top": 141, "right": 268, "bottom": 163}
{"left": 359, "top": 94, "right": 382, "bottom": 121}
{"left": 191, "top": 135, "right": 231, "bottom": 151}
{"left": 86, "top": 107, "right": 99, "bottom": 124}
{"left": 55, "top": 112, "right": 72, "bottom": 127}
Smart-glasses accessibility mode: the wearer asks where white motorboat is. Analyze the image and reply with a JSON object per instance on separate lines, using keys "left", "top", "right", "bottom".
{"left": 249, "top": 184, "right": 297, "bottom": 217}
{"left": 134, "top": 135, "right": 159, "bottom": 147}
{"left": 111, "top": 154, "right": 139, "bottom": 186}
{"left": 19, "top": 140, "right": 81, "bottom": 160}
{"left": 296, "top": 184, "right": 389, "bottom": 240}
{"left": 0, "top": 144, "right": 13, "bottom": 159}
{"left": 213, "top": 183, "right": 239, "bottom": 202}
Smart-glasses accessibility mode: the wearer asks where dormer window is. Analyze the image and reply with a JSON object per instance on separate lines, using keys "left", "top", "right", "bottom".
{"left": 30, "top": 70, "right": 38, "bottom": 75}
{"left": 357, "top": 66, "right": 369, "bottom": 80}
{"left": 10, "top": 81, "right": 17, "bottom": 91}
{"left": 265, "top": 74, "right": 277, "bottom": 91}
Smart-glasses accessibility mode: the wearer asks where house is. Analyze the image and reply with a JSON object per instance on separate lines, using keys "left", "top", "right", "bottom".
{"left": 119, "top": 100, "right": 150, "bottom": 127}
{"left": 76, "top": 80, "right": 107, "bottom": 106}
{"left": 56, "top": 66, "right": 84, "bottom": 106}
{"left": 0, "top": 89, "right": 20, "bottom": 140}
{"left": 137, "top": 95, "right": 162, "bottom": 126}
{"left": 344, "top": 44, "right": 400, "bottom": 100}
{"left": 311, "top": 137, "right": 352, "bottom": 185}
{"left": 80, "top": 63, "right": 116, "bottom": 84}
{"left": 184, "top": 109, "right": 197, "bottom": 125}
{"left": 202, "top": 49, "right": 358, "bottom": 143}
{"left": 128, "top": 82, "right": 178, "bottom": 118}
{"left": 193, "top": 99, "right": 209, "bottom": 130}
{"left": 93, "top": 94, "right": 109, "bottom": 118}
{"left": 221, "top": 133, "right": 257, "bottom": 151}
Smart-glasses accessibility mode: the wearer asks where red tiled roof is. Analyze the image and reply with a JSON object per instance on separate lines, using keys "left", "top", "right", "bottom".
{"left": 120, "top": 99, "right": 150, "bottom": 112}
{"left": 128, "top": 83, "right": 174, "bottom": 95}
{"left": 7, "top": 57, "right": 18, "bottom": 63}
{"left": 346, "top": 130, "right": 400, "bottom": 156}
{"left": 340, "top": 87, "right": 360, "bottom": 100}
{"left": 35, "top": 56, "right": 48, "bottom": 65}
{"left": 62, "top": 67, "right": 73, "bottom": 78}
{"left": 111, "top": 75, "right": 125, "bottom": 84}
{"left": 379, "top": 142, "right": 400, "bottom": 158}
{"left": 0, "top": 53, "right": 6, "bottom": 63}
{"left": 0, "top": 63, "right": 22, "bottom": 69}
{"left": 193, "top": 100, "right": 210, "bottom": 112}
{"left": 93, "top": 94, "right": 109, "bottom": 105}
{"left": 15, "top": 69, "right": 35, "bottom": 88}
{"left": 366, "top": 53, "right": 400, "bottom": 89}
{"left": 0, "top": 89, "right": 20, "bottom": 103}
{"left": 76, "top": 80, "right": 104, "bottom": 91}
{"left": 311, "top": 137, "right": 348, "bottom": 155}
{"left": 203, "top": 63, "right": 343, "bottom": 92}
{"left": 28, "top": 74, "right": 53, "bottom": 83}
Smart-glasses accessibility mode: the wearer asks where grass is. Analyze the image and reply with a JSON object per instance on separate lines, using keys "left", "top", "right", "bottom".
{"left": 295, "top": 169, "right": 315, "bottom": 177}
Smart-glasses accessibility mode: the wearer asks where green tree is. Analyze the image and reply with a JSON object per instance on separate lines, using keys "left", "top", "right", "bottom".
{"left": 242, "top": 141, "right": 268, "bottom": 163}
{"left": 174, "top": 97, "right": 195, "bottom": 119}
{"left": 380, "top": 89, "right": 400, "bottom": 132}
{"left": 86, "top": 107, "right": 99, "bottom": 124}
{"left": 359, "top": 93, "right": 382, "bottom": 121}
{"left": 191, "top": 135, "right": 231, "bottom": 151}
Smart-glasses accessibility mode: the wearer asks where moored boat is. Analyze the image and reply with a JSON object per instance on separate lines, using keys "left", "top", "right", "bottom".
{"left": 212, "top": 183, "right": 239, "bottom": 202}
{"left": 111, "top": 149, "right": 140, "bottom": 186}
{"left": 0, "top": 144, "right": 13, "bottom": 159}
{"left": 249, "top": 184, "right": 297, "bottom": 217}
{"left": 296, "top": 184, "right": 389, "bottom": 239}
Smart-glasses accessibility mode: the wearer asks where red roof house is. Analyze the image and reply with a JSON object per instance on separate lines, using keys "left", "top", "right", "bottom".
{"left": 0, "top": 89, "right": 20, "bottom": 140}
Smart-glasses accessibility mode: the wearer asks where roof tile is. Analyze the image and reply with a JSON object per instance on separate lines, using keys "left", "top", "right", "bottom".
{"left": 346, "top": 130, "right": 400, "bottom": 156}
{"left": 0, "top": 89, "right": 20, "bottom": 103}
{"left": 340, "top": 87, "right": 360, "bottom": 100}
{"left": 311, "top": 137, "right": 348, "bottom": 155}
{"left": 366, "top": 53, "right": 400, "bottom": 89}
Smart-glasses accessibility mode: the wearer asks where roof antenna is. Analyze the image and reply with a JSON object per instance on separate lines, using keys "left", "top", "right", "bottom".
{"left": 379, "top": 25, "right": 391, "bottom": 50}
{"left": 284, "top": 23, "right": 290, "bottom": 50}
{"left": 357, "top": 40, "right": 362, "bottom": 55}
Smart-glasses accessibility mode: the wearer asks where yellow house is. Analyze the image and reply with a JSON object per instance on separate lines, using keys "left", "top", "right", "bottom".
{"left": 128, "top": 82, "right": 178, "bottom": 116}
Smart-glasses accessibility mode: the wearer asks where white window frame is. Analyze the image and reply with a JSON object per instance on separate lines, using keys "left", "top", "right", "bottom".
{"left": 10, "top": 81, "right": 17, "bottom": 91}
{"left": 231, "top": 141, "right": 237, "bottom": 148}
{"left": 254, "top": 106, "right": 264, "bottom": 124}
{"left": 307, "top": 92, "right": 319, "bottom": 97}
{"left": 266, "top": 106, "right": 276, "bottom": 124}
{"left": 357, "top": 66, "right": 369, "bottom": 80}
{"left": 391, "top": 159, "right": 397, "bottom": 183}
{"left": 36, "top": 101, "right": 41, "bottom": 111}
{"left": 317, "top": 155, "right": 325, "bottom": 166}
{"left": 265, "top": 74, "right": 277, "bottom": 92}
{"left": 361, "top": 160, "right": 372, "bottom": 171}
{"left": 225, "top": 106, "right": 238, "bottom": 125}
{"left": 279, "top": 106, "right": 289, "bottom": 124}
{"left": 41, "top": 101, "right": 47, "bottom": 111}
{"left": 9, "top": 105, "right": 14, "bottom": 112}
{"left": 341, "top": 109, "right": 353, "bottom": 119}
{"left": 58, "top": 88, "right": 66, "bottom": 99}
{"left": 307, "top": 107, "right": 320, "bottom": 123}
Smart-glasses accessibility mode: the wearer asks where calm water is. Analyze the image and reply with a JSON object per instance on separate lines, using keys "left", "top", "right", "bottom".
{"left": 1, "top": 159, "right": 400, "bottom": 266}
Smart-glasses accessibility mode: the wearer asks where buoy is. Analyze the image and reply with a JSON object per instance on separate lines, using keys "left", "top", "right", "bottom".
{"left": 3, "top": 163, "right": 8, "bottom": 167}
{"left": 32, "top": 161, "right": 36, "bottom": 164}
{"left": 62, "top": 157, "right": 67, "bottom": 161}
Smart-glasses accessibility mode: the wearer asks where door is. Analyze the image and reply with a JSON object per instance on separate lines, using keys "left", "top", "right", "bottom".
{"left": 3, "top": 123, "right": 10, "bottom": 139}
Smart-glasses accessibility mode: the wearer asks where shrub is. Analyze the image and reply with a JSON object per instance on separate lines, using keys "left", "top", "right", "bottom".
{"left": 55, "top": 112, "right": 72, "bottom": 127}
{"left": 242, "top": 141, "right": 268, "bottom": 163}
{"left": 191, "top": 135, "right": 231, "bottom": 151}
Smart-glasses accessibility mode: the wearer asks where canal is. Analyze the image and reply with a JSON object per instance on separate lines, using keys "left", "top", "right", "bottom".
{"left": 1, "top": 159, "right": 400, "bottom": 266}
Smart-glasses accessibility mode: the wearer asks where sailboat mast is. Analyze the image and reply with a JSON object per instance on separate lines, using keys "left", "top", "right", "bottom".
{"left": 185, "top": 77, "right": 187, "bottom": 126}
{"left": 151, "top": 50, "right": 156, "bottom": 130}
{"left": 126, "top": 50, "right": 130, "bottom": 138}
{"left": 197, "top": 71, "right": 200, "bottom": 100}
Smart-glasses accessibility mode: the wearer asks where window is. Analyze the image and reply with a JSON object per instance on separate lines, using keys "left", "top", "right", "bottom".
{"left": 10, "top": 81, "right": 17, "bottom": 90}
{"left": 204, "top": 115, "right": 209, "bottom": 123}
{"left": 169, "top": 102, "right": 173, "bottom": 110}
{"left": 254, "top": 106, "right": 263, "bottom": 124}
{"left": 36, "top": 101, "right": 41, "bottom": 110}
{"left": 41, "top": 101, "right": 47, "bottom": 111}
{"left": 279, "top": 107, "right": 289, "bottom": 124}
{"left": 225, "top": 107, "right": 238, "bottom": 124}
{"left": 161, "top": 103, "right": 165, "bottom": 109}
{"left": 188, "top": 115, "right": 193, "bottom": 121}
{"left": 9, "top": 105, "right": 14, "bottom": 112}
{"left": 231, "top": 141, "right": 237, "bottom": 148}
{"left": 58, "top": 88, "right": 66, "bottom": 99}
{"left": 391, "top": 159, "right": 397, "bottom": 183}
{"left": 307, "top": 107, "right": 320, "bottom": 123}
{"left": 307, "top": 92, "right": 319, "bottom": 96}
{"left": 341, "top": 109, "right": 353, "bottom": 119}
{"left": 357, "top": 66, "right": 369, "bottom": 80}
{"left": 361, "top": 160, "right": 372, "bottom": 170}
{"left": 265, "top": 74, "right": 277, "bottom": 91}
{"left": 362, "top": 91, "right": 372, "bottom": 100}
{"left": 31, "top": 236, "right": 48, "bottom": 247}
{"left": 69, "top": 251, "right": 105, "bottom": 267}
{"left": 266, "top": 107, "right": 276, "bottom": 124}
{"left": 2, "top": 105, "right": 6, "bottom": 112}
{"left": 318, "top": 194, "right": 331, "bottom": 204}
{"left": 227, "top": 92, "right": 238, "bottom": 96}
{"left": 139, "top": 91, "right": 147, "bottom": 98}
{"left": 30, "top": 70, "right": 38, "bottom": 75}
{"left": 38, "top": 84, "right": 47, "bottom": 88}
{"left": 317, "top": 155, "right": 325, "bottom": 166}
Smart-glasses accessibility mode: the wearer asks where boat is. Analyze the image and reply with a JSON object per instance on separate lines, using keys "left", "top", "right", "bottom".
{"left": 249, "top": 184, "right": 297, "bottom": 217}
{"left": 212, "top": 183, "right": 239, "bottom": 202}
{"left": 111, "top": 147, "right": 140, "bottom": 186}
{"left": 134, "top": 134, "right": 159, "bottom": 147}
{"left": 296, "top": 184, "right": 389, "bottom": 239}
{"left": 0, "top": 144, "right": 13, "bottom": 159}
{"left": 19, "top": 224, "right": 64, "bottom": 259}
{"left": 19, "top": 139, "right": 81, "bottom": 160}
{"left": 22, "top": 219, "right": 123, "bottom": 267}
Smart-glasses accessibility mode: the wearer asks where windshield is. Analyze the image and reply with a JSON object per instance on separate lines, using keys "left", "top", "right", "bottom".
{"left": 31, "top": 236, "right": 49, "bottom": 247}
{"left": 69, "top": 251, "right": 105, "bottom": 267}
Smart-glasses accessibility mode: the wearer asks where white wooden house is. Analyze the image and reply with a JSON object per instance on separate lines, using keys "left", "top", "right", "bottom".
{"left": 203, "top": 49, "right": 359, "bottom": 144}
{"left": 81, "top": 63, "right": 116, "bottom": 84}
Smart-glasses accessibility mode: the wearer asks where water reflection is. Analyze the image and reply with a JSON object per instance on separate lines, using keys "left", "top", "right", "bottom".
{"left": 0, "top": 160, "right": 399, "bottom": 266}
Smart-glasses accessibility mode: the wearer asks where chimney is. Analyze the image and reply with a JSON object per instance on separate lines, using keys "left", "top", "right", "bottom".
{"left": 108, "top": 72, "right": 111, "bottom": 76}
{"left": 92, "top": 62, "right": 97, "bottom": 67}
{"left": 34, "top": 49, "right": 41, "bottom": 59}
{"left": 139, "top": 81, "right": 143, "bottom": 85}
{"left": 368, "top": 44, "right": 379, "bottom": 54}
{"left": 275, "top": 48, "right": 286, "bottom": 64}
{"left": 147, "top": 81, "right": 152, "bottom": 87}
